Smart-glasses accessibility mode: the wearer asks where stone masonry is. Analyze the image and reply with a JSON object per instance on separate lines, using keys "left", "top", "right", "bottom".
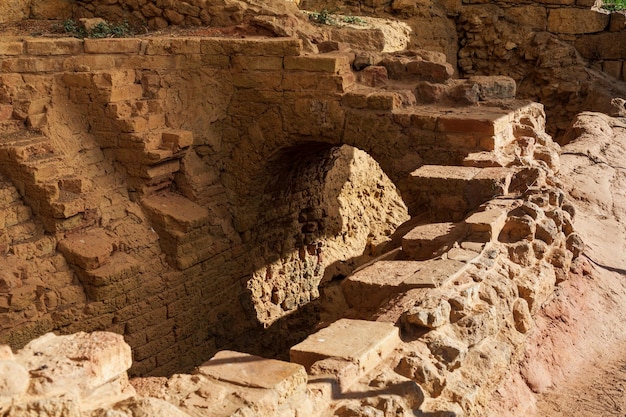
{"left": 0, "top": 2, "right": 595, "bottom": 415}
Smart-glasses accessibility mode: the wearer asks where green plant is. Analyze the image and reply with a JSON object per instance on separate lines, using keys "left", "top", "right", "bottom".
{"left": 342, "top": 15, "right": 366, "bottom": 25}
{"left": 89, "top": 20, "right": 131, "bottom": 38}
{"left": 54, "top": 18, "right": 131, "bottom": 39}
{"left": 307, "top": 10, "right": 367, "bottom": 26}
{"left": 53, "top": 19, "right": 87, "bottom": 38}
{"left": 308, "top": 9, "right": 335, "bottom": 25}
{"left": 601, "top": 0, "right": 626, "bottom": 11}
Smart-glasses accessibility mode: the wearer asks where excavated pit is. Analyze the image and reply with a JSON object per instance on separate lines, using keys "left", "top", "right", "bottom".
{"left": 0, "top": 0, "right": 625, "bottom": 415}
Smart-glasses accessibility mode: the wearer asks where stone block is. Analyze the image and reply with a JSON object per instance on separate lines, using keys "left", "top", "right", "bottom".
{"left": 201, "top": 38, "right": 302, "bottom": 57}
{"left": 609, "top": 11, "right": 626, "bottom": 32}
{"left": 402, "top": 222, "right": 466, "bottom": 260}
{"left": 2, "top": 57, "right": 65, "bottom": 73}
{"left": 109, "top": 84, "right": 144, "bottom": 103}
{"left": 141, "top": 191, "right": 210, "bottom": 233}
{"left": 548, "top": 8, "right": 609, "bottom": 34}
{"left": 25, "top": 38, "right": 83, "bottom": 56}
{"left": 197, "top": 350, "right": 307, "bottom": 393}
{"left": 284, "top": 54, "right": 351, "bottom": 73}
{"left": 0, "top": 41, "right": 23, "bottom": 56}
{"left": 161, "top": 129, "right": 193, "bottom": 151}
{"left": 356, "top": 65, "right": 388, "bottom": 87}
{"left": 290, "top": 319, "right": 400, "bottom": 387}
{"left": 58, "top": 228, "right": 114, "bottom": 270}
{"left": 575, "top": 32, "right": 626, "bottom": 60}
{"left": 367, "top": 92, "right": 402, "bottom": 110}
{"left": 464, "top": 205, "right": 510, "bottom": 242}
{"left": 468, "top": 75, "right": 517, "bottom": 100}
{"left": 141, "top": 159, "right": 180, "bottom": 180}
{"left": 30, "top": 0, "right": 72, "bottom": 19}
{"left": 15, "top": 331, "right": 132, "bottom": 397}
{"left": 342, "top": 261, "right": 435, "bottom": 308}
{"left": 603, "top": 60, "right": 623, "bottom": 80}
{"left": 232, "top": 55, "right": 284, "bottom": 71}
{"left": 505, "top": 6, "right": 548, "bottom": 31}
{"left": 406, "top": 60, "right": 454, "bottom": 83}
{"left": 0, "top": 0, "right": 29, "bottom": 24}
{"left": 403, "top": 295, "right": 451, "bottom": 329}
{"left": 84, "top": 39, "right": 142, "bottom": 54}
{"left": 330, "top": 27, "right": 386, "bottom": 52}
{"left": 143, "top": 38, "right": 201, "bottom": 55}
{"left": 78, "top": 252, "right": 141, "bottom": 288}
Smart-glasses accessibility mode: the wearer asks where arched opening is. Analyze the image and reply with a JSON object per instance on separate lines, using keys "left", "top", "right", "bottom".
{"left": 232, "top": 143, "right": 411, "bottom": 357}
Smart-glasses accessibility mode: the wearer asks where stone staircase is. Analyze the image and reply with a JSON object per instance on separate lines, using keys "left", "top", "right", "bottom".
{"left": 0, "top": 174, "right": 89, "bottom": 348}
{"left": 0, "top": 101, "right": 96, "bottom": 234}
{"left": 337, "top": 47, "right": 558, "bottom": 222}
{"left": 72, "top": 70, "right": 195, "bottom": 197}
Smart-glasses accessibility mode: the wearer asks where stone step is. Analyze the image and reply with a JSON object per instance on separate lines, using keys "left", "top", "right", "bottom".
{"left": 19, "top": 157, "right": 74, "bottom": 183}
{"left": 463, "top": 151, "right": 515, "bottom": 168}
{"left": 401, "top": 222, "right": 466, "bottom": 261}
{"left": 0, "top": 136, "right": 51, "bottom": 162}
{"left": 115, "top": 147, "right": 174, "bottom": 166}
{"left": 75, "top": 252, "right": 142, "bottom": 301}
{"left": 341, "top": 260, "right": 435, "bottom": 309}
{"left": 155, "top": 350, "right": 308, "bottom": 417}
{"left": 342, "top": 88, "right": 416, "bottom": 110}
{"left": 141, "top": 191, "right": 213, "bottom": 269}
{"left": 463, "top": 199, "right": 515, "bottom": 243}
{"left": 0, "top": 202, "right": 32, "bottom": 230}
{"left": 10, "top": 234, "right": 56, "bottom": 260}
{"left": 0, "top": 120, "right": 24, "bottom": 136}
{"left": 58, "top": 228, "right": 114, "bottom": 271}
{"left": 290, "top": 319, "right": 400, "bottom": 391}
{"left": 141, "top": 192, "right": 210, "bottom": 233}
{"left": 126, "top": 159, "right": 180, "bottom": 180}
{"left": 43, "top": 190, "right": 86, "bottom": 219}
{"left": 414, "top": 76, "right": 517, "bottom": 105}
{"left": 403, "top": 165, "right": 515, "bottom": 222}
{"left": 380, "top": 52, "right": 454, "bottom": 83}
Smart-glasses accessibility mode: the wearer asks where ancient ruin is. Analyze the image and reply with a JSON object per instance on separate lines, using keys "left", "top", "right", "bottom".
{"left": 0, "top": 0, "right": 625, "bottom": 415}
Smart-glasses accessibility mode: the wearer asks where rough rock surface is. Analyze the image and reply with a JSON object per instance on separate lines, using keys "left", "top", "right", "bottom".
{"left": 486, "top": 112, "right": 626, "bottom": 417}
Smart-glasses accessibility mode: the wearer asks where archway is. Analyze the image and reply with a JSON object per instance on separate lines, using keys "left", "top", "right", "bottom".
{"left": 229, "top": 142, "right": 411, "bottom": 357}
